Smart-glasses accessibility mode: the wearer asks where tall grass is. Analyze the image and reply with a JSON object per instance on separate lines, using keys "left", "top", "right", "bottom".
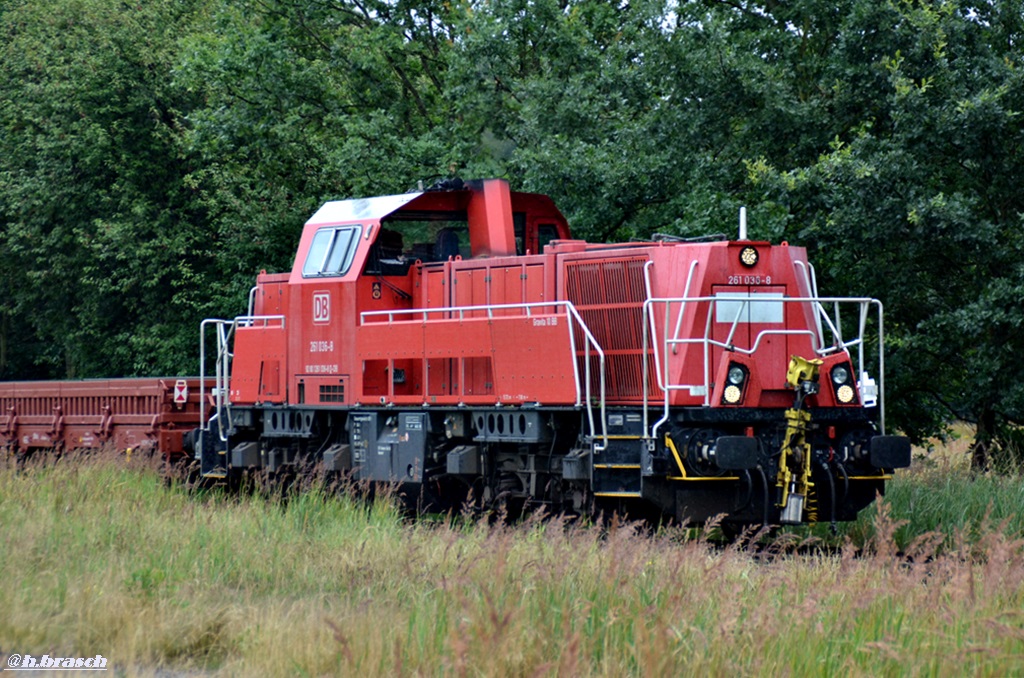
{"left": 1, "top": 450, "right": 1022, "bottom": 676}
{"left": 841, "top": 445, "right": 1024, "bottom": 550}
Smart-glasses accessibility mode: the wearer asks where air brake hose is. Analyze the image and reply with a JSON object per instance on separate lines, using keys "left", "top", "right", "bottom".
{"left": 756, "top": 466, "right": 770, "bottom": 529}
{"left": 821, "top": 461, "right": 837, "bottom": 534}
{"left": 836, "top": 461, "right": 850, "bottom": 506}
{"left": 734, "top": 469, "right": 753, "bottom": 511}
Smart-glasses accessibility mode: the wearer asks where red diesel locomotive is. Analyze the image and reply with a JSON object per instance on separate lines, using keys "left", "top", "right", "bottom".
{"left": 188, "top": 177, "right": 909, "bottom": 527}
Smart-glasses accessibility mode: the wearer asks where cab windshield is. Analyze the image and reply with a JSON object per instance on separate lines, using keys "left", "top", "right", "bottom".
{"left": 302, "top": 226, "right": 361, "bottom": 277}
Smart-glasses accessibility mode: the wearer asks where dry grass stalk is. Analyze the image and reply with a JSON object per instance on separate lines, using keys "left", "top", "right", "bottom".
{"left": 0, "top": 449, "right": 1022, "bottom": 675}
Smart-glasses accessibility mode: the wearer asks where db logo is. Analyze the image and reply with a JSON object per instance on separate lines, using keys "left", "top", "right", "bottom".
{"left": 312, "top": 291, "right": 331, "bottom": 324}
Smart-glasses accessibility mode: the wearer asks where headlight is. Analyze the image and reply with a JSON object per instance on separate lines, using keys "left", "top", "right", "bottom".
{"left": 722, "top": 363, "right": 747, "bottom": 405}
{"left": 831, "top": 363, "right": 856, "bottom": 403}
{"left": 739, "top": 246, "right": 758, "bottom": 267}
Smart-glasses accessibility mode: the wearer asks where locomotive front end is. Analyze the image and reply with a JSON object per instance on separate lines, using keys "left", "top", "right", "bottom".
{"left": 640, "top": 238, "right": 911, "bottom": 529}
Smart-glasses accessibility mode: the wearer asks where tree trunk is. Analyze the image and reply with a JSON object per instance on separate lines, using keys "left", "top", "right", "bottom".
{"left": 970, "top": 406, "right": 997, "bottom": 472}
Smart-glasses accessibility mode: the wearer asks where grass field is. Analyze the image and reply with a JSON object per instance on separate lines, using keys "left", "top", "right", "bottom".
{"left": 1, "top": 447, "right": 1023, "bottom": 676}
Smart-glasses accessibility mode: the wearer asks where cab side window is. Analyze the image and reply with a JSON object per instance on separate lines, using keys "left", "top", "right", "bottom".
{"left": 537, "top": 223, "right": 559, "bottom": 253}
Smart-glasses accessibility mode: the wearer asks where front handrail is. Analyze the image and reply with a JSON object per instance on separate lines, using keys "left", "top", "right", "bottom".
{"left": 361, "top": 301, "right": 608, "bottom": 449}
{"left": 199, "top": 315, "right": 286, "bottom": 446}
{"left": 643, "top": 295, "right": 886, "bottom": 439}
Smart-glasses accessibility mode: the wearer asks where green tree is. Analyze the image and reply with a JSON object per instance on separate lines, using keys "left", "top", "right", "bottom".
{"left": 175, "top": 0, "right": 463, "bottom": 286}
{"left": 447, "top": 0, "right": 758, "bottom": 241}
{"left": 6, "top": 0, "right": 1024, "bottom": 473}
{"left": 0, "top": 0, "right": 208, "bottom": 377}
{"left": 740, "top": 0, "right": 1024, "bottom": 467}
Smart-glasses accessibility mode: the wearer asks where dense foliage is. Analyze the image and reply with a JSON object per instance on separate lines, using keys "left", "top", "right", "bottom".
{"left": 2, "top": 0, "right": 1023, "bottom": 465}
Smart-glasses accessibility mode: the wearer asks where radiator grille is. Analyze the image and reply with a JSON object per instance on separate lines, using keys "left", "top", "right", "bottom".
{"left": 564, "top": 256, "right": 657, "bottom": 401}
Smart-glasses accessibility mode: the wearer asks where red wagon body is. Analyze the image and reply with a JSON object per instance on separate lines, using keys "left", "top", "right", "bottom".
{"left": 0, "top": 378, "right": 204, "bottom": 459}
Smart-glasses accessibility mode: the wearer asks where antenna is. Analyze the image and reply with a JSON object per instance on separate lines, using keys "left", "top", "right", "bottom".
{"left": 739, "top": 207, "right": 747, "bottom": 240}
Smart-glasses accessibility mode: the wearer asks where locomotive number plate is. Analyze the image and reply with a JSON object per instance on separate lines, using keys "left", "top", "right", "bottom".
{"left": 727, "top": 275, "right": 772, "bottom": 285}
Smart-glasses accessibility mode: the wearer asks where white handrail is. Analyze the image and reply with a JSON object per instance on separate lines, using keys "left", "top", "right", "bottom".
{"left": 792, "top": 261, "right": 824, "bottom": 346}
{"left": 362, "top": 300, "right": 608, "bottom": 448}
{"left": 199, "top": 315, "right": 286, "bottom": 446}
{"left": 642, "top": 295, "right": 888, "bottom": 436}
{"left": 247, "top": 286, "right": 258, "bottom": 319}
